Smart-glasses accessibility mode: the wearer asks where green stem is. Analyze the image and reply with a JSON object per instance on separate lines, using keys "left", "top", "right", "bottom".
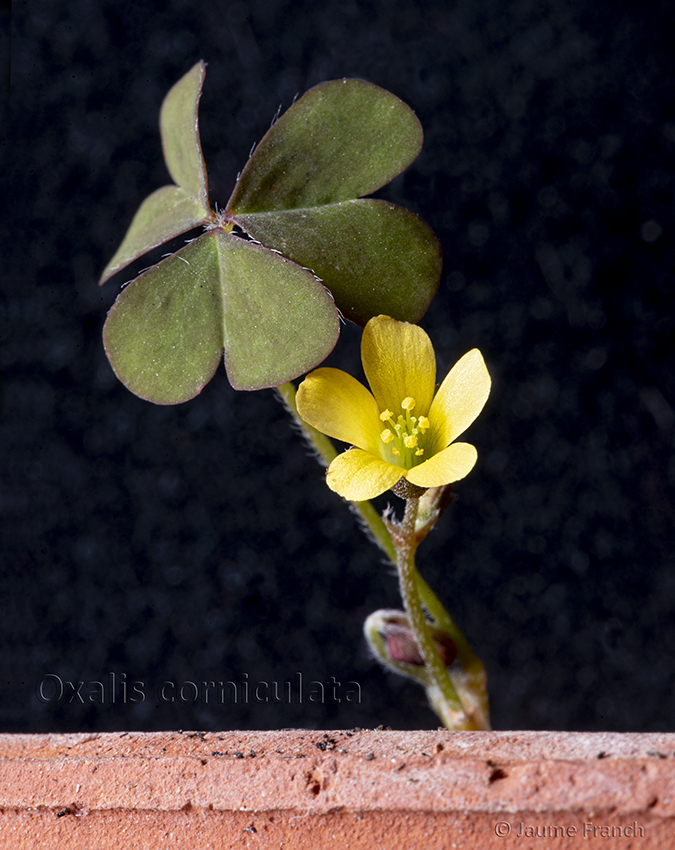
{"left": 276, "top": 382, "right": 338, "bottom": 469}
{"left": 396, "top": 496, "right": 479, "bottom": 730}
{"left": 414, "top": 573, "right": 482, "bottom": 676}
{"left": 276, "top": 383, "right": 396, "bottom": 562}
{"left": 414, "top": 570, "right": 490, "bottom": 730}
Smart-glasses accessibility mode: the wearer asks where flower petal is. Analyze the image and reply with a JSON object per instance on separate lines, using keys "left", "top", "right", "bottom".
{"left": 326, "top": 448, "right": 404, "bottom": 501}
{"left": 362, "top": 315, "right": 436, "bottom": 415}
{"left": 428, "top": 349, "right": 490, "bottom": 449}
{"left": 296, "top": 368, "right": 381, "bottom": 453}
{"left": 406, "top": 442, "right": 477, "bottom": 488}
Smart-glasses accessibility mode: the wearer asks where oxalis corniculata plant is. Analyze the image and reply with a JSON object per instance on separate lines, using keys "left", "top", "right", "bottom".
{"left": 100, "top": 61, "right": 491, "bottom": 731}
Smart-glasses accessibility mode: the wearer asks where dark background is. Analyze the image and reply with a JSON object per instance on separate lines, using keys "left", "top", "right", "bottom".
{"left": 3, "top": 0, "right": 675, "bottom": 732}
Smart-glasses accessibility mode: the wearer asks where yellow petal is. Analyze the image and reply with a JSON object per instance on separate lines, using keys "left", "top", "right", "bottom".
{"left": 326, "top": 448, "right": 404, "bottom": 501}
{"left": 362, "top": 315, "right": 436, "bottom": 416}
{"left": 406, "top": 442, "right": 478, "bottom": 488}
{"left": 296, "top": 368, "right": 381, "bottom": 453}
{"left": 427, "top": 349, "right": 490, "bottom": 449}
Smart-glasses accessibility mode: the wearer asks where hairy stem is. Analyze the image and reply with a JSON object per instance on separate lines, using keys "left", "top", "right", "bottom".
{"left": 276, "top": 383, "right": 396, "bottom": 561}
{"left": 396, "top": 496, "right": 480, "bottom": 730}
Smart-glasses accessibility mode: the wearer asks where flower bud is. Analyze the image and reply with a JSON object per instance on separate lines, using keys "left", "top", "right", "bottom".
{"left": 373, "top": 611, "right": 457, "bottom": 668}
{"left": 415, "top": 484, "right": 455, "bottom": 537}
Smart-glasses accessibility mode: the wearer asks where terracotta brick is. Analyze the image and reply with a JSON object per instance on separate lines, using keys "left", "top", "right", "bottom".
{"left": 1, "top": 730, "right": 674, "bottom": 848}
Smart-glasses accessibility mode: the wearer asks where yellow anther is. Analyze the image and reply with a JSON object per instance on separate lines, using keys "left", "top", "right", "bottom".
{"left": 380, "top": 429, "right": 394, "bottom": 444}
{"left": 418, "top": 416, "right": 430, "bottom": 433}
{"left": 392, "top": 448, "right": 400, "bottom": 456}
{"left": 379, "top": 409, "right": 393, "bottom": 421}
{"left": 401, "top": 397, "right": 416, "bottom": 411}
{"left": 404, "top": 435, "right": 418, "bottom": 449}
{"left": 415, "top": 448, "right": 424, "bottom": 456}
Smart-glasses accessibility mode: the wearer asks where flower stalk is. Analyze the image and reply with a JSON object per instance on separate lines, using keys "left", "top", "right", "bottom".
{"left": 394, "top": 494, "right": 467, "bottom": 727}
{"left": 277, "top": 379, "right": 490, "bottom": 730}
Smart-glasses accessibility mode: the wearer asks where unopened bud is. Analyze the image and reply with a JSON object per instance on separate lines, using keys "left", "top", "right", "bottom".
{"left": 375, "top": 611, "right": 457, "bottom": 668}
{"left": 415, "top": 485, "right": 454, "bottom": 536}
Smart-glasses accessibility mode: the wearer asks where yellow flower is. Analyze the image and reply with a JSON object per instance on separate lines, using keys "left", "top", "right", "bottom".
{"left": 296, "top": 315, "right": 491, "bottom": 501}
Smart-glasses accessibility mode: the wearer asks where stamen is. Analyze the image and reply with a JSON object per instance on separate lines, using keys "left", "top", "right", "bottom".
{"left": 378, "top": 397, "right": 430, "bottom": 469}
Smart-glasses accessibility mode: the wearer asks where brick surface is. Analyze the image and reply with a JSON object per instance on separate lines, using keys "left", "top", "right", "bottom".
{"left": 1, "top": 730, "right": 674, "bottom": 848}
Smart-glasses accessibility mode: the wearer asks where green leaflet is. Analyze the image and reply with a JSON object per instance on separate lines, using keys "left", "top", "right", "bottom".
{"left": 160, "top": 60, "right": 210, "bottom": 209}
{"left": 103, "top": 231, "right": 339, "bottom": 403}
{"left": 227, "top": 78, "right": 423, "bottom": 212}
{"left": 99, "top": 186, "right": 207, "bottom": 285}
{"left": 235, "top": 199, "right": 441, "bottom": 326}
{"left": 99, "top": 62, "right": 211, "bottom": 285}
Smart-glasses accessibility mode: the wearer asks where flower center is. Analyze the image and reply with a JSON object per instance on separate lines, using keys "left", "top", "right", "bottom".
{"left": 379, "top": 397, "right": 430, "bottom": 469}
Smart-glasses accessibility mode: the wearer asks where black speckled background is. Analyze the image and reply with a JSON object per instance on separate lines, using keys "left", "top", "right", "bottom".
{"left": 3, "top": 0, "right": 675, "bottom": 732}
